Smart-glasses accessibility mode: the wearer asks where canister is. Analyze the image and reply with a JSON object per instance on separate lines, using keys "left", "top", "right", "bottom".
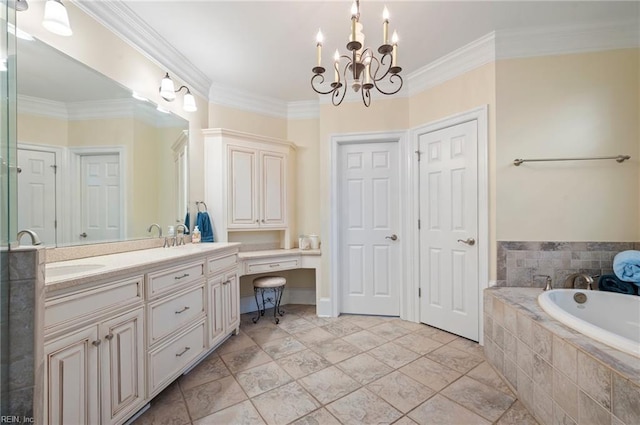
{"left": 308, "top": 234, "right": 320, "bottom": 250}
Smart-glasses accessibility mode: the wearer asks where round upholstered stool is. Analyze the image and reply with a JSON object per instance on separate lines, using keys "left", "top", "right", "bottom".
{"left": 252, "top": 276, "right": 286, "bottom": 324}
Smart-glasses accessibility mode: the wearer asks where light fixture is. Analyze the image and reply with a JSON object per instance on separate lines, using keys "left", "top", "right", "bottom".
{"left": 15, "top": 0, "right": 29, "bottom": 12}
{"left": 42, "top": 0, "right": 73, "bottom": 37}
{"left": 311, "top": 0, "right": 402, "bottom": 107}
{"left": 158, "top": 72, "right": 198, "bottom": 112}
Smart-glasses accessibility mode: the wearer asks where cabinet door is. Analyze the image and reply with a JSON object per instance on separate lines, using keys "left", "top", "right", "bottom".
{"left": 45, "top": 326, "right": 99, "bottom": 425}
{"left": 228, "top": 146, "right": 258, "bottom": 227}
{"left": 100, "top": 308, "right": 145, "bottom": 425}
{"left": 208, "top": 273, "right": 226, "bottom": 347}
{"left": 260, "top": 151, "right": 286, "bottom": 227}
{"left": 224, "top": 270, "right": 240, "bottom": 332}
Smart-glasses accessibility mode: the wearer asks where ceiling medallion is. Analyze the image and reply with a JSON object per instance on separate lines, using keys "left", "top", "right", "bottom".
{"left": 311, "top": 0, "right": 402, "bottom": 107}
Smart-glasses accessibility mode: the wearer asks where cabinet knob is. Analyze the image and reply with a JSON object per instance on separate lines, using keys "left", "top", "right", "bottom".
{"left": 256, "top": 220, "right": 259, "bottom": 223}
{"left": 92, "top": 340, "right": 101, "bottom": 347}
{"left": 261, "top": 219, "right": 265, "bottom": 223}
{"left": 105, "top": 334, "right": 114, "bottom": 341}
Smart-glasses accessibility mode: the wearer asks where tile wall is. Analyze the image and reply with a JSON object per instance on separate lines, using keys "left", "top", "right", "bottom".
{"left": 496, "top": 241, "right": 640, "bottom": 287}
{"left": 484, "top": 287, "right": 640, "bottom": 425}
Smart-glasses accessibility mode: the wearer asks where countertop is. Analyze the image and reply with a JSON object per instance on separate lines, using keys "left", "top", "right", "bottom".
{"left": 238, "top": 248, "right": 321, "bottom": 259}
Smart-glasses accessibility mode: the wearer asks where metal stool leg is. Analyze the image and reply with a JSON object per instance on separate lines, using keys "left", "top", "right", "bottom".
{"left": 260, "top": 289, "right": 266, "bottom": 316}
{"left": 276, "top": 286, "right": 285, "bottom": 316}
{"left": 252, "top": 287, "right": 261, "bottom": 324}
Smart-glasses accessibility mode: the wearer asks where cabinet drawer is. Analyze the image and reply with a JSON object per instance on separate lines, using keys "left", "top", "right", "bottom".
{"left": 148, "top": 320, "right": 206, "bottom": 396}
{"left": 245, "top": 256, "right": 300, "bottom": 274}
{"left": 147, "top": 261, "right": 205, "bottom": 298}
{"left": 207, "top": 253, "right": 238, "bottom": 276}
{"left": 148, "top": 285, "right": 205, "bottom": 346}
{"left": 45, "top": 276, "right": 143, "bottom": 329}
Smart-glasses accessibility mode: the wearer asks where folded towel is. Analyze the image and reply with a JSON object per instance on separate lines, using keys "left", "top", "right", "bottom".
{"left": 196, "top": 211, "right": 214, "bottom": 243}
{"left": 613, "top": 250, "right": 640, "bottom": 283}
{"left": 598, "top": 274, "right": 638, "bottom": 295}
{"left": 184, "top": 211, "right": 190, "bottom": 235}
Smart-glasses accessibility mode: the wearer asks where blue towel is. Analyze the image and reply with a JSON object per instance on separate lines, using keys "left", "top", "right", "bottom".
{"left": 613, "top": 250, "right": 640, "bottom": 284}
{"left": 184, "top": 211, "right": 190, "bottom": 235}
{"left": 196, "top": 211, "right": 214, "bottom": 243}
{"left": 598, "top": 274, "right": 638, "bottom": 295}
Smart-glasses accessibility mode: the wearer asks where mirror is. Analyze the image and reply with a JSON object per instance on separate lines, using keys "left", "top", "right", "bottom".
{"left": 16, "top": 37, "right": 189, "bottom": 247}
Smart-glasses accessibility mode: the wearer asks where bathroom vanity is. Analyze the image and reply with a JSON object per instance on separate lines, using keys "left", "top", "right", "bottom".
{"left": 42, "top": 243, "right": 241, "bottom": 425}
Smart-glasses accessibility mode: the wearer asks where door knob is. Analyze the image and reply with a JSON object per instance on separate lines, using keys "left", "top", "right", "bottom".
{"left": 385, "top": 234, "right": 398, "bottom": 241}
{"left": 457, "top": 238, "right": 476, "bottom": 246}
{"left": 79, "top": 232, "right": 87, "bottom": 238}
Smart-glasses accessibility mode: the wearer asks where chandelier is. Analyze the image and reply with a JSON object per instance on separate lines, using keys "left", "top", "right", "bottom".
{"left": 311, "top": 0, "right": 402, "bottom": 107}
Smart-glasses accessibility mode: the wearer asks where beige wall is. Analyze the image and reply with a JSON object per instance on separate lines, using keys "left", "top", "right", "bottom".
{"left": 208, "top": 104, "right": 287, "bottom": 139}
{"left": 496, "top": 49, "right": 639, "bottom": 242}
{"left": 17, "top": 114, "right": 68, "bottom": 146}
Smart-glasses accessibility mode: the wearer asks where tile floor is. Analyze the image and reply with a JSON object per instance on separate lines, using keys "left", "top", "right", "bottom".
{"left": 133, "top": 305, "right": 539, "bottom": 425}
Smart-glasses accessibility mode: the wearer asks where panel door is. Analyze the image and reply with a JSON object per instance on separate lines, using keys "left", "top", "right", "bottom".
{"left": 224, "top": 270, "right": 240, "bottom": 332}
{"left": 338, "top": 142, "right": 401, "bottom": 316}
{"left": 80, "top": 154, "right": 121, "bottom": 243}
{"left": 44, "top": 326, "right": 99, "bottom": 425}
{"left": 17, "top": 148, "right": 57, "bottom": 245}
{"left": 208, "top": 273, "right": 226, "bottom": 347}
{"left": 260, "top": 151, "right": 286, "bottom": 227}
{"left": 228, "top": 146, "right": 258, "bottom": 227}
{"left": 100, "top": 307, "right": 145, "bottom": 425}
{"left": 419, "top": 120, "right": 479, "bottom": 341}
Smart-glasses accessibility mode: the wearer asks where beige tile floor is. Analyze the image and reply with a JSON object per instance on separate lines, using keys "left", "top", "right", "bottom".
{"left": 133, "top": 305, "right": 539, "bottom": 425}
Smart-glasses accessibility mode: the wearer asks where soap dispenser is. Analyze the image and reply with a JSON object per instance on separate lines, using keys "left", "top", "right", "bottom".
{"left": 192, "top": 225, "right": 201, "bottom": 243}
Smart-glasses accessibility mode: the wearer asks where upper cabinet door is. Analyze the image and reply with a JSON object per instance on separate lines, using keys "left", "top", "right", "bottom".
{"left": 260, "top": 151, "right": 286, "bottom": 227}
{"left": 228, "top": 146, "right": 258, "bottom": 227}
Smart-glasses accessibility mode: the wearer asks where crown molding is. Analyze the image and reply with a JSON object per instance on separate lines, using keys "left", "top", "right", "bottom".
{"left": 72, "top": 0, "right": 211, "bottom": 99}
{"left": 287, "top": 101, "right": 320, "bottom": 120}
{"left": 496, "top": 20, "right": 640, "bottom": 60}
{"left": 18, "top": 95, "right": 68, "bottom": 120}
{"left": 407, "top": 32, "right": 496, "bottom": 98}
{"left": 209, "top": 82, "right": 288, "bottom": 119}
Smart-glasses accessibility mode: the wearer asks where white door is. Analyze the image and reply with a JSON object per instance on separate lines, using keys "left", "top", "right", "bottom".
{"left": 419, "top": 121, "right": 479, "bottom": 341}
{"left": 339, "top": 142, "right": 400, "bottom": 316}
{"left": 80, "top": 154, "right": 121, "bottom": 243}
{"left": 260, "top": 151, "right": 286, "bottom": 227}
{"left": 17, "top": 148, "right": 57, "bottom": 245}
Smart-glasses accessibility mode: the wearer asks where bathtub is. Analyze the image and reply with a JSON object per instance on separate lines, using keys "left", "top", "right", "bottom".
{"left": 538, "top": 289, "right": 640, "bottom": 357}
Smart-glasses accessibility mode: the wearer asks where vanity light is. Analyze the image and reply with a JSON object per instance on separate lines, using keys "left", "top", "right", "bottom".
{"left": 42, "top": 0, "right": 73, "bottom": 37}
{"left": 158, "top": 72, "right": 198, "bottom": 112}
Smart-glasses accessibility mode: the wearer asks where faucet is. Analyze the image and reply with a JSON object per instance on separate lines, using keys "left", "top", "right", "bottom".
{"left": 564, "top": 273, "right": 594, "bottom": 290}
{"left": 147, "top": 223, "right": 162, "bottom": 238}
{"left": 534, "top": 274, "right": 553, "bottom": 291}
{"left": 17, "top": 229, "right": 42, "bottom": 246}
{"left": 175, "top": 224, "right": 187, "bottom": 246}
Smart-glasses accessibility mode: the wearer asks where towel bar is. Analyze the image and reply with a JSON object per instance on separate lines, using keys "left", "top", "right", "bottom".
{"left": 513, "top": 154, "right": 630, "bottom": 166}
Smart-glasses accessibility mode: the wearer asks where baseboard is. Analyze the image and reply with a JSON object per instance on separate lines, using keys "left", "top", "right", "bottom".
{"left": 316, "top": 297, "right": 333, "bottom": 317}
{"left": 240, "top": 288, "right": 316, "bottom": 314}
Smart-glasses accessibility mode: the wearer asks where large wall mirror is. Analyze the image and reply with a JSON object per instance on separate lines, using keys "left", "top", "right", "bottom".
{"left": 17, "top": 36, "right": 189, "bottom": 247}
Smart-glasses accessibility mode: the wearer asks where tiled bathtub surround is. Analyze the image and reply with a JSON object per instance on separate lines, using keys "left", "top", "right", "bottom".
{"left": 496, "top": 241, "right": 640, "bottom": 287}
{"left": 484, "top": 287, "right": 640, "bottom": 425}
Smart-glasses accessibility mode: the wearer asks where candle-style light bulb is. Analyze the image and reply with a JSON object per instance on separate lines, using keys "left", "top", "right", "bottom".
{"left": 392, "top": 30, "right": 399, "bottom": 45}
{"left": 351, "top": 1, "right": 358, "bottom": 17}
{"left": 350, "top": 1, "right": 358, "bottom": 42}
{"left": 383, "top": 6, "right": 390, "bottom": 45}
{"left": 364, "top": 53, "right": 371, "bottom": 84}
{"left": 316, "top": 29, "right": 323, "bottom": 44}
{"left": 334, "top": 49, "right": 340, "bottom": 82}
{"left": 316, "top": 29, "right": 323, "bottom": 67}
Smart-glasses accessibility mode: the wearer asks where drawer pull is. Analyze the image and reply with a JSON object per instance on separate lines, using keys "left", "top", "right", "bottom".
{"left": 175, "top": 306, "right": 191, "bottom": 314}
{"left": 269, "top": 264, "right": 280, "bottom": 268}
{"left": 174, "top": 273, "right": 190, "bottom": 280}
{"left": 105, "top": 334, "right": 114, "bottom": 341}
{"left": 176, "top": 346, "right": 191, "bottom": 357}
{"left": 92, "top": 340, "right": 101, "bottom": 347}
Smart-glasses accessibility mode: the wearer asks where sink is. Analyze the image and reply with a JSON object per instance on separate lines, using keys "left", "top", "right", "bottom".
{"left": 46, "top": 264, "right": 105, "bottom": 278}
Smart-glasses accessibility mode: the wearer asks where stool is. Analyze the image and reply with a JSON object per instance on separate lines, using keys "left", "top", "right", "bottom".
{"left": 252, "top": 276, "right": 286, "bottom": 324}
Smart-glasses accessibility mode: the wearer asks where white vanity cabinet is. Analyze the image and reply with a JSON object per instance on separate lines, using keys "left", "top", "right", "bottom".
{"left": 204, "top": 128, "right": 297, "bottom": 248}
{"left": 206, "top": 251, "right": 240, "bottom": 347}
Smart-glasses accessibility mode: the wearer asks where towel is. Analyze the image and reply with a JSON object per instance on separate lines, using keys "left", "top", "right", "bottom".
{"left": 183, "top": 211, "right": 190, "bottom": 235}
{"left": 598, "top": 274, "right": 638, "bottom": 295}
{"left": 613, "top": 250, "right": 640, "bottom": 284}
{"left": 196, "top": 211, "right": 214, "bottom": 243}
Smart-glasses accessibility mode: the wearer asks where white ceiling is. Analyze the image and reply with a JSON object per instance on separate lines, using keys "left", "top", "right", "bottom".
{"left": 116, "top": 1, "right": 639, "bottom": 103}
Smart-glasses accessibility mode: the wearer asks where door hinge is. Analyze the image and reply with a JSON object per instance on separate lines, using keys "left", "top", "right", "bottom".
{"left": 418, "top": 287, "right": 421, "bottom": 297}
{"left": 54, "top": 220, "right": 57, "bottom": 229}
{"left": 415, "top": 150, "right": 422, "bottom": 161}
{"left": 418, "top": 219, "right": 421, "bottom": 229}
{"left": 51, "top": 164, "right": 57, "bottom": 174}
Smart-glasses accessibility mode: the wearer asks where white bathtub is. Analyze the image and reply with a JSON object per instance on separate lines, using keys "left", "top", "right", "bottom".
{"left": 538, "top": 289, "right": 640, "bottom": 358}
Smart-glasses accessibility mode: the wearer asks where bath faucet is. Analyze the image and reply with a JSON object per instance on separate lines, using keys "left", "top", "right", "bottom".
{"left": 534, "top": 274, "right": 553, "bottom": 291}
{"left": 564, "top": 273, "right": 594, "bottom": 290}
{"left": 147, "top": 223, "right": 162, "bottom": 238}
{"left": 17, "top": 229, "right": 42, "bottom": 246}
{"left": 175, "top": 224, "right": 187, "bottom": 246}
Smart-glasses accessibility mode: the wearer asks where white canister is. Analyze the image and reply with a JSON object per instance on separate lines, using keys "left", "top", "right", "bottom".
{"left": 308, "top": 234, "right": 320, "bottom": 250}
{"left": 299, "top": 235, "right": 311, "bottom": 250}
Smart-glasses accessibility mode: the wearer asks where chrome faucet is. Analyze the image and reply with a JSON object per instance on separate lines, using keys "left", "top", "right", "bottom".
{"left": 564, "top": 273, "right": 594, "bottom": 290}
{"left": 175, "top": 224, "right": 187, "bottom": 246}
{"left": 147, "top": 223, "right": 162, "bottom": 238}
{"left": 534, "top": 274, "right": 553, "bottom": 291}
{"left": 17, "top": 229, "right": 42, "bottom": 246}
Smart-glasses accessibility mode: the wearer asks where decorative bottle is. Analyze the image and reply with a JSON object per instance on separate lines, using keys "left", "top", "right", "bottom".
{"left": 192, "top": 225, "right": 201, "bottom": 243}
